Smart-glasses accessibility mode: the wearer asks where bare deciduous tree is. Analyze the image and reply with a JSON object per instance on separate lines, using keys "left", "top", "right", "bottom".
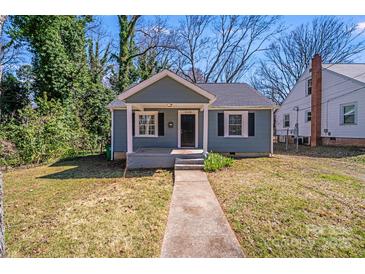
{"left": 1, "top": 16, "right": 23, "bottom": 79}
{"left": 172, "top": 15, "right": 282, "bottom": 83}
{"left": 252, "top": 16, "right": 365, "bottom": 104}
{"left": 0, "top": 15, "right": 8, "bottom": 81}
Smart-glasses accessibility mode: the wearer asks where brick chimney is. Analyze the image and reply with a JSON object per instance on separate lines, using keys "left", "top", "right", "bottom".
{"left": 311, "top": 54, "right": 322, "bottom": 147}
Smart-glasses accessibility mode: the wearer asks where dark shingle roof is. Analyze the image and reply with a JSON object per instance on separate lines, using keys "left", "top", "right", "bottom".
{"left": 198, "top": 83, "right": 274, "bottom": 107}
{"left": 108, "top": 99, "right": 126, "bottom": 108}
{"left": 108, "top": 82, "right": 274, "bottom": 109}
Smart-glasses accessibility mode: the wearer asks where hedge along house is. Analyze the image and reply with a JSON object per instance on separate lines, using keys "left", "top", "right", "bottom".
{"left": 108, "top": 70, "right": 275, "bottom": 169}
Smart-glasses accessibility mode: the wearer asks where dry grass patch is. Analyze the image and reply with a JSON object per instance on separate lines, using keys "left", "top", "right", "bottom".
{"left": 208, "top": 145, "right": 365, "bottom": 257}
{"left": 4, "top": 155, "right": 173, "bottom": 257}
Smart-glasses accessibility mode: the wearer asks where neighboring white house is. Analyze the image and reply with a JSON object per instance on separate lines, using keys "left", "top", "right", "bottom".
{"left": 276, "top": 54, "right": 365, "bottom": 147}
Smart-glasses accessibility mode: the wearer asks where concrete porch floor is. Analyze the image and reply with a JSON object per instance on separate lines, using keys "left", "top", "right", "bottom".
{"left": 134, "top": 147, "right": 203, "bottom": 155}
{"left": 127, "top": 148, "right": 204, "bottom": 169}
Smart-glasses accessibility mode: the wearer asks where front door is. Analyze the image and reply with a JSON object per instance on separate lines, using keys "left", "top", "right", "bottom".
{"left": 181, "top": 114, "right": 195, "bottom": 147}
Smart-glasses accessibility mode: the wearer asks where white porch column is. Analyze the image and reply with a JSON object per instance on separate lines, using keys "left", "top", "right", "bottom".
{"left": 203, "top": 104, "right": 209, "bottom": 154}
{"left": 126, "top": 104, "right": 133, "bottom": 153}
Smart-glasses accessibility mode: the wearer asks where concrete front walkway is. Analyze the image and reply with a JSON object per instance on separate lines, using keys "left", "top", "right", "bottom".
{"left": 161, "top": 170, "right": 244, "bottom": 258}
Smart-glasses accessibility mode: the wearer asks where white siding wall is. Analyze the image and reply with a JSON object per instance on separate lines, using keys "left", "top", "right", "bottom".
{"left": 276, "top": 68, "right": 311, "bottom": 136}
{"left": 322, "top": 70, "right": 365, "bottom": 138}
{"left": 276, "top": 68, "right": 365, "bottom": 138}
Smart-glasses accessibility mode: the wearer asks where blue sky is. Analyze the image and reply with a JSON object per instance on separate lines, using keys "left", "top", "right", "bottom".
{"left": 99, "top": 15, "right": 365, "bottom": 62}
{"left": 14, "top": 15, "right": 365, "bottom": 71}
{"left": 100, "top": 15, "right": 365, "bottom": 31}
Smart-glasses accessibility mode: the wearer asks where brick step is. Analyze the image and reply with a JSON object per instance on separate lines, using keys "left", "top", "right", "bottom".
{"left": 175, "top": 158, "right": 204, "bottom": 165}
{"left": 174, "top": 164, "right": 204, "bottom": 170}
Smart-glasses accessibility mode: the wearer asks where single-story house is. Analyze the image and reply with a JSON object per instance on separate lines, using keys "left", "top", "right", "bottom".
{"left": 108, "top": 70, "right": 275, "bottom": 169}
{"left": 276, "top": 54, "right": 365, "bottom": 147}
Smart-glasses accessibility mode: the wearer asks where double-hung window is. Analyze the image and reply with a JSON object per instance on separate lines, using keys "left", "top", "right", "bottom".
{"left": 283, "top": 114, "right": 290, "bottom": 128}
{"left": 341, "top": 103, "right": 357, "bottom": 125}
{"left": 305, "top": 111, "right": 311, "bottom": 122}
{"left": 306, "top": 79, "right": 312, "bottom": 95}
{"left": 224, "top": 111, "right": 248, "bottom": 137}
{"left": 135, "top": 111, "right": 158, "bottom": 137}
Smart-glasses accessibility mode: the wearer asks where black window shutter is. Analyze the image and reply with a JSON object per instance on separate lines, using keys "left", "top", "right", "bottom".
{"left": 132, "top": 112, "right": 135, "bottom": 136}
{"left": 158, "top": 112, "right": 164, "bottom": 136}
{"left": 217, "top": 113, "right": 224, "bottom": 136}
{"left": 248, "top": 112, "right": 255, "bottom": 136}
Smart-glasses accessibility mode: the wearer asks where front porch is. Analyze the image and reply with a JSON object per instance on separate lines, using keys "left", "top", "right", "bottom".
{"left": 126, "top": 148, "right": 204, "bottom": 169}
{"left": 124, "top": 104, "right": 209, "bottom": 154}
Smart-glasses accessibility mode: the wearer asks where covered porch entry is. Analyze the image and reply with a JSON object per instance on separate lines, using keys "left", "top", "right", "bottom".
{"left": 125, "top": 103, "right": 209, "bottom": 169}
{"left": 110, "top": 70, "right": 217, "bottom": 169}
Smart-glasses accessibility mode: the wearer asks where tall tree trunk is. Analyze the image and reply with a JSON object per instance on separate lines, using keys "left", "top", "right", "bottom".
{"left": 117, "top": 15, "right": 140, "bottom": 92}
{"left": 0, "top": 172, "right": 5, "bottom": 257}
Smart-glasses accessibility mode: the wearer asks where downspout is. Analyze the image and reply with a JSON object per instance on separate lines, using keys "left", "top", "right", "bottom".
{"left": 270, "top": 108, "right": 274, "bottom": 156}
{"left": 111, "top": 109, "right": 114, "bottom": 160}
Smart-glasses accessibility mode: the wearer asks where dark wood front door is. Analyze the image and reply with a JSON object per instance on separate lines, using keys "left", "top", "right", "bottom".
{"left": 181, "top": 114, "right": 195, "bottom": 147}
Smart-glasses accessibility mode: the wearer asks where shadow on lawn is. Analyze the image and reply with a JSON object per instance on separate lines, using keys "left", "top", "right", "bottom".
{"left": 274, "top": 143, "right": 365, "bottom": 159}
{"left": 39, "top": 154, "right": 158, "bottom": 179}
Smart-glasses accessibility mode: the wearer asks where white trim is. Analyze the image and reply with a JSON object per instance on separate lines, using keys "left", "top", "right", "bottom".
{"left": 304, "top": 110, "right": 311, "bottom": 123}
{"left": 134, "top": 111, "right": 159, "bottom": 137}
{"left": 108, "top": 105, "right": 277, "bottom": 110}
{"left": 111, "top": 109, "right": 114, "bottom": 160}
{"left": 117, "top": 70, "right": 216, "bottom": 102}
{"left": 224, "top": 111, "right": 248, "bottom": 138}
{"left": 126, "top": 104, "right": 133, "bottom": 153}
{"left": 305, "top": 78, "right": 312, "bottom": 96}
{"left": 203, "top": 104, "right": 209, "bottom": 154}
{"left": 340, "top": 102, "right": 358, "bottom": 126}
{"left": 283, "top": 113, "right": 290, "bottom": 128}
{"left": 128, "top": 103, "right": 205, "bottom": 110}
{"left": 208, "top": 106, "right": 276, "bottom": 110}
{"left": 178, "top": 110, "right": 199, "bottom": 148}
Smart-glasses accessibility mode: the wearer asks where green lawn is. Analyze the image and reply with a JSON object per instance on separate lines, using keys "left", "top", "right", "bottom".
{"left": 4, "top": 155, "right": 173, "bottom": 257}
{"left": 4, "top": 146, "right": 365, "bottom": 258}
{"left": 208, "top": 144, "right": 365, "bottom": 257}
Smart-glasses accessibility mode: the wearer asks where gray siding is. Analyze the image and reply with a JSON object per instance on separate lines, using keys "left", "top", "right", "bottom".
{"left": 208, "top": 110, "right": 271, "bottom": 153}
{"left": 113, "top": 109, "right": 203, "bottom": 152}
{"left": 125, "top": 77, "right": 209, "bottom": 104}
{"left": 134, "top": 109, "right": 179, "bottom": 149}
{"left": 113, "top": 109, "right": 271, "bottom": 153}
{"left": 113, "top": 110, "right": 127, "bottom": 152}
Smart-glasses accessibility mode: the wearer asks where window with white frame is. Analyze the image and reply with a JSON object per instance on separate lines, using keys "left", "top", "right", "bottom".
{"left": 306, "top": 79, "right": 312, "bottom": 95}
{"left": 135, "top": 111, "right": 158, "bottom": 137}
{"left": 341, "top": 103, "right": 357, "bottom": 125}
{"left": 283, "top": 114, "right": 290, "bottom": 128}
{"left": 224, "top": 111, "right": 248, "bottom": 137}
{"left": 305, "top": 111, "right": 311, "bottom": 122}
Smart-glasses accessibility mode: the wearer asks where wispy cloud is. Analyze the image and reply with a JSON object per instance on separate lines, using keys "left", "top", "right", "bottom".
{"left": 356, "top": 21, "right": 365, "bottom": 33}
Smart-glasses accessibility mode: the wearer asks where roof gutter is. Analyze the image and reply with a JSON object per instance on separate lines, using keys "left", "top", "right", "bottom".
{"left": 107, "top": 105, "right": 278, "bottom": 111}
{"left": 209, "top": 105, "right": 278, "bottom": 110}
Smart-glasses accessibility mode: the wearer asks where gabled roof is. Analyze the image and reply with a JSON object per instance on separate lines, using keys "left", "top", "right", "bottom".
{"left": 323, "top": 64, "right": 365, "bottom": 84}
{"left": 117, "top": 70, "right": 216, "bottom": 102}
{"left": 108, "top": 70, "right": 275, "bottom": 109}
